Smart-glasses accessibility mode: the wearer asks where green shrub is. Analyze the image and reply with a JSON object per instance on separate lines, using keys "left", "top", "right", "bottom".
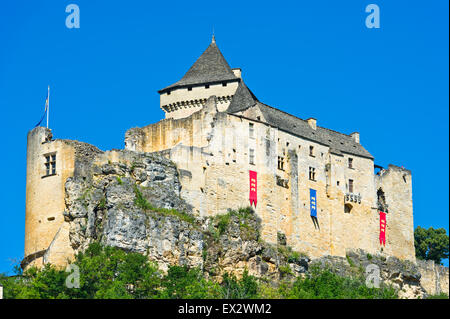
{"left": 220, "top": 270, "right": 259, "bottom": 299}
{"left": 213, "top": 207, "right": 256, "bottom": 238}
{"left": 279, "top": 264, "right": 293, "bottom": 276}
{"left": 133, "top": 185, "right": 195, "bottom": 224}
{"left": 160, "top": 265, "right": 221, "bottom": 299}
{"left": 0, "top": 243, "right": 400, "bottom": 300}
{"left": 98, "top": 197, "right": 106, "bottom": 209}
{"left": 284, "top": 266, "right": 398, "bottom": 299}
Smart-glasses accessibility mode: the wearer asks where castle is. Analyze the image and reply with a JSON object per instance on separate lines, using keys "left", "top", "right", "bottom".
{"left": 24, "top": 36, "right": 416, "bottom": 270}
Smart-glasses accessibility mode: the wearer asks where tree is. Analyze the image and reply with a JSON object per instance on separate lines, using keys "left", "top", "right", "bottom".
{"left": 0, "top": 243, "right": 163, "bottom": 299}
{"left": 160, "top": 265, "right": 221, "bottom": 299}
{"left": 220, "top": 270, "right": 259, "bottom": 299}
{"left": 414, "top": 226, "right": 449, "bottom": 265}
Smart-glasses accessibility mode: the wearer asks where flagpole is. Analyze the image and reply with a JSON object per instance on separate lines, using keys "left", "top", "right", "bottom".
{"left": 47, "top": 85, "right": 49, "bottom": 129}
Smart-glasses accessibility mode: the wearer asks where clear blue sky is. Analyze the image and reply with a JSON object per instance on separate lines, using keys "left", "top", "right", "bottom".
{"left": 0, "top": 0, "right": 448, "bottom": 274}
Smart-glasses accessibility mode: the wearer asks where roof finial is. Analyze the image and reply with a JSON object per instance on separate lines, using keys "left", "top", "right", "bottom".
{"left": 212, "top": 27, "right": 215, "bottom": 43}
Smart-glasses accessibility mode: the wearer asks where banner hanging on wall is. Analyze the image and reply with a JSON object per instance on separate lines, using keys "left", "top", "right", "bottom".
{"left": 379, "top": 211, "right": 386, "bottom": 246}
{"left": 310, "top": 189, "right": 317, "bottom": 217}
{"left": 249, "top": 170, "right": 257, "bottom": 208}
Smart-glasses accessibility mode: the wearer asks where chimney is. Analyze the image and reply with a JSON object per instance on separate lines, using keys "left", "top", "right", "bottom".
{"left": 307, "top": 118, "right": 317, "bottom": 130}
{"left": 350, "top": 132, "right": 360, "bottom": 144}
{"left": 232, "top": 68, "right": 242, "bottom": 79}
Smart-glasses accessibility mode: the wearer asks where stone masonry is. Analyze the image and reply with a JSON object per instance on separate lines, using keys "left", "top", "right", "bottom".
{"left": 23, "top": 37, "right": 447, "bottom": 297}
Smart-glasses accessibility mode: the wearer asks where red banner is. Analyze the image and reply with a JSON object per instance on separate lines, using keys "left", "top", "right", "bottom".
{"left": 249, "top": 170, "right": 257, "bottom": 208}
{"left": 379, "top": 211, "right": 386, "bottom": 246}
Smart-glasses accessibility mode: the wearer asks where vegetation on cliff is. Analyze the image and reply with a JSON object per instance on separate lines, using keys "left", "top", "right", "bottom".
{"left": 0, "top": 242, "right": 400, "bottom": 299}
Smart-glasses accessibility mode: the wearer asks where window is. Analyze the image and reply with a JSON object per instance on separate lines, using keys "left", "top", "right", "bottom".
{"left": 188, "top": 87, "right": 192, "bottom": 91}
{"left": 44, "top": 153, "right": 56, "bottom": 176}
{"left": 205, "top": 84, "right": 210, "bottom": 89}
{"left": 249, "top": 123, "right": 254, "bottom": 138}
{"left": 309, "top": 145, "right": 314, "bottom": 157}
{"left": 344, "top": 203, "right": 352, "bottom": 214}
{"left": 337, "top": 181, "right": 340, "bottom": 186}
{"left": 349, "top": 179, "right": 354, "bottom": 193}
{"left": 222, "top": 82, "right": 227, "bottom": 87}
{"left": 167, "top": 91, "right": 171, "bottom": 95}
{"left": 249, "top": 149, "right": 255, "bottom": 165}
{"left": 348, "top": 158, "right": 353, "bottom": 169}
{"left": 277, "top": 156, "right": 284, "bottom": 170}
{"left": 309, "top": 167, "right": 316, "bottom": 181}
{"left": 257, "top": 116, "right": 261, "bottom": 121}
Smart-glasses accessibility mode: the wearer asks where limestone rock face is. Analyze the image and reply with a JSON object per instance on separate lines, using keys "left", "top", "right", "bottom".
{"left": 64, "top": 151, "right": 201, "bottom": 271}
{"left": 62, "top": 151, "right": 308, "bottom": 279}
{"left": 311, "top": 249, "right": 427, "bottom": 299}
{"left": 58, "top": 150, "right": 444, "bottom": 299}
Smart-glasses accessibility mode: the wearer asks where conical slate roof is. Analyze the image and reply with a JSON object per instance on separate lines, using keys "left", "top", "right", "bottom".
{"left": 226, "top": 81, "right": 258, "bottom": 113}
{"left": 159, "top": 38, "right": 238, "bottom": 92}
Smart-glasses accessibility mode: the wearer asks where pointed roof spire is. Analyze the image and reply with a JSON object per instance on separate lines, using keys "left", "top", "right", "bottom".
{"left": 212, "top": 27, "right": 216, "bottom": 43}
{"left": 159, "top": 38, "right": 238, "bottom": 93}
{"left": 227, "top": 81, "right": 258, "bottom": 113}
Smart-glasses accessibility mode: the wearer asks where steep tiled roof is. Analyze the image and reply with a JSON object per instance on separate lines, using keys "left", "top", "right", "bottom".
{"left": 226, "top": 91, "right": 372, "bottom": 159}
{"left": 253, "top": 102, "right": 373, "bottom": 159}
{"left": 160, "top": 38, "right": 373, "bottom": 159}
{"left": 159, "top": 39, "right": 238, "bottom": 93}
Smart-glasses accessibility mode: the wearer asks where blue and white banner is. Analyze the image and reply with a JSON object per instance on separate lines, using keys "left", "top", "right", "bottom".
{"left": 310, "top": 188, "right": 317, "bottom": 217}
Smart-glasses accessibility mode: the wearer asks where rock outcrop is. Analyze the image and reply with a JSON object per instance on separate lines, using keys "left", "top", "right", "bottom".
{"left": 59, "top": 149, "right": 446, "bottom": 299}
{"left": 311, "top": 250, "right": 427, "bottom": 299}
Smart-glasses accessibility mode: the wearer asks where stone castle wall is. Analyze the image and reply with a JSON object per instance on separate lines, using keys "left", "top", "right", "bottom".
{"left": 124, "top": 96, "right": 416, "bottom": 262}
{"left": 23, "top": 121, "right": 448, "bottom": 298}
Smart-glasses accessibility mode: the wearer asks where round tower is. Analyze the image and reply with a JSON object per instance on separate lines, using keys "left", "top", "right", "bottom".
{"left": 24, "top": 127, "right": 75, "bottom": 269}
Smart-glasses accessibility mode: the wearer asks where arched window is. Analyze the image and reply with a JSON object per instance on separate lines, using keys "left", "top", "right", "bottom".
{"left": 344, "top": 203, "right": 352, "bottom": 214}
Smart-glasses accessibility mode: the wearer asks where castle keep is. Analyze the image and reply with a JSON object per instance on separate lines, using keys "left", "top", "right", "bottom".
{"left": 24, "top": 37, "right": 416, "bottom": 271}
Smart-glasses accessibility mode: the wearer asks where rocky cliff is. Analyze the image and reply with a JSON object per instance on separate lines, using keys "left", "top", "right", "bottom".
{"left": 59, "top": 150, "right": 446, "bottom": 298}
